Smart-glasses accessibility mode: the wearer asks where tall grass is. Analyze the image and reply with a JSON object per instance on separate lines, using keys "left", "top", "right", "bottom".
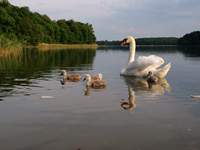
{"left": 0, "top": 34, "right": 23, "bottom": 58}
{"left": 0, "top": 34, "right": 22, "bottom": 49}
{"left": 36, "top": 43, "right": 97, "bottom": 50}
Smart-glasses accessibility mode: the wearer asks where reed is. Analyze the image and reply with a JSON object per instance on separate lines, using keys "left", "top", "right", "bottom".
{"left": 0, "top": 47, "right": 22, "bottom": 58}
{"left": 0, "top": 34, "right": 22, "bottom": 49}
{"left": 36, "top": 43, "right": 98, "bottom": 50}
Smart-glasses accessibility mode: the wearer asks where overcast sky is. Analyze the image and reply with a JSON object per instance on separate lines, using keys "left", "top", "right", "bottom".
{"left": 10, "top": 0, "right": 200, "bottom": 40}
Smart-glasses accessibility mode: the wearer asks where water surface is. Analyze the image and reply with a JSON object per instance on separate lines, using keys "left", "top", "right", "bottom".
{"left": 0, "top": 47, "right": 200, "bottom": 150}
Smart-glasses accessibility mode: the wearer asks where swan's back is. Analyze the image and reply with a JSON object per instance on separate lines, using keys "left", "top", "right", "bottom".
{"left": 137, "top": 55, "right": 164, "bottom": 68}
{"left": 123, "top": 55, "right": 165, "bottom": 76}
{"left": 155, "top": 63, "right": 171, "bottom": 79}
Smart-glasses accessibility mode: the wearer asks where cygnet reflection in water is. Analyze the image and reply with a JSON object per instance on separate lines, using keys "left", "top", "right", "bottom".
{"left": 84, "top": 86, "right": 91, "bottom": 96}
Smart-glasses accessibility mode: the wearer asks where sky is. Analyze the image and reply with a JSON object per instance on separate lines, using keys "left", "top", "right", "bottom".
{"left": 9, "top": 0, "right": 200, "bottom": 40}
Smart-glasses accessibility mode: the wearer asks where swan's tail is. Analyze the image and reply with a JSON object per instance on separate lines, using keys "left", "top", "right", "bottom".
{"left": 155, "top": 63, "right": 171, "bottom": 79}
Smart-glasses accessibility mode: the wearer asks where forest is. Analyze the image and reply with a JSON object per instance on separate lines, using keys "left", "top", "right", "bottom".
{"left": 178, "top": 31, "right": 200, "bottom": 45}
{"left": 98, "top": 32, "right": 200, "bottom": 46}
{"left": 0, "top": 0, "right": 96, "bottom": 48}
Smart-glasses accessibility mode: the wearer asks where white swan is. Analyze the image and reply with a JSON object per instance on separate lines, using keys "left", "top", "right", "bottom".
{"left": 120, "top": 36, "right": 171, "bottom": 78}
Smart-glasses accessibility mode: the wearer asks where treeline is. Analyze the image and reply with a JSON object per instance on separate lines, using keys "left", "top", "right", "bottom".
{"left": 97, "top": 40, "right": 120, "bottom": 46}
{"left": 97, "top": 37, "right": 178, "bottom": 46}
{"left": 0, "top": 0, "right": 96, "bottom": 47}
{"left": 137, "top": 37, "right": 178, "bottom": 45}
{"left": 98, "top": 31, "right": 200, "bottom": 46}
{"left": 178, "top": 31, "right": 200, "bottom": 45}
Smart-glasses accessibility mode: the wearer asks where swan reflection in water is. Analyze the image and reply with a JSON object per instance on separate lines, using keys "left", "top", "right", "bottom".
{"left": 120, "top": 77, "right": 171, "bottom": 111}
{"left": 120, "top": 86, "right": 136, "bottom": 111}
{"left": 122, "top": 76, "right": 171, "bottom": 96}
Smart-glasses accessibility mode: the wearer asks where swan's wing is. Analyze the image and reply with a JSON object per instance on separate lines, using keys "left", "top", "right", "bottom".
{"left": 126, "top": 55, "right": 164, "bottom": 72}
{"left": 137, "top": 55, "right": 164, "bottom": 69}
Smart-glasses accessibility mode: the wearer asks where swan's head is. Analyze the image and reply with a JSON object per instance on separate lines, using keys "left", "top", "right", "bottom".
{"left": 120, "top": 36, "right": 135, "bottom": 46}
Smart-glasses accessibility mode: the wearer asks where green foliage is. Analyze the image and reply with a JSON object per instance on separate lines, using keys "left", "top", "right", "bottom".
{"left": 0, "top": 0, "right": 9, "bottom": 6}
{"left": 0, "top": 1, "right": 96, "bottom": 47}
{"left": 178, "top": 31, "right": 200, "bottom": 45}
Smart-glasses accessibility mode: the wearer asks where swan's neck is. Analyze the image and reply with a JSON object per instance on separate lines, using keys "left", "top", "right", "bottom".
{"left": 128, "top": 40, "right": 136, "bottom": 64}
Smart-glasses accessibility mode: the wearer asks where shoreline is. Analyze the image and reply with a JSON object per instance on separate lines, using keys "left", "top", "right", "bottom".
{"left": 0, "top": 43, "right": 97, "bottom": 56}
{"left": 34, "top": 43, "right": 98, "bottom": 50}
{"left": 98, "top": 44, "right": 178, "bottom": 48}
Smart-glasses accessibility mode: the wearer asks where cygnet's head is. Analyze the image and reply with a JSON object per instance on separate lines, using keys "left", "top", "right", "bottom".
{"left": 83, "top": 74, "right": 91, "bottom": 82}
{"left": 120, "top": 36, "right": 135, "bottom": 46}
{"left": 60, "top": 70, "right": 67, "bottom": 76}
{"left": 98, "top": 73, "right": 103, "bottom": 80}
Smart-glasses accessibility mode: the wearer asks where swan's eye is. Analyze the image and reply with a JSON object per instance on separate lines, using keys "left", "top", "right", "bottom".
{"left": 124, "top": 38, "right": 129, "bottom": 44}
{"left": 124, "top": 38, "right": 128, "bottom": 42}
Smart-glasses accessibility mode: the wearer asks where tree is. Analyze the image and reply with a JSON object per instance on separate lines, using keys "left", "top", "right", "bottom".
{"left": 178, "top": 31, "right": 200, "bottom": 45}
{"left": 0, "top": 0, "right": 96, "bottom": 45}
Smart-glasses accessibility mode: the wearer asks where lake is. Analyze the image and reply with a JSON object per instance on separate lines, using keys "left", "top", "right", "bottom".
{"left": 0, "top": 47, "right": 200, "bottom": 150}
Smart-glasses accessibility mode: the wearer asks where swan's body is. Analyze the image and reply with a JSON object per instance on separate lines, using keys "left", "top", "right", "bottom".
{"left": 120, "top": 36, "right": 171, "bottom": 78}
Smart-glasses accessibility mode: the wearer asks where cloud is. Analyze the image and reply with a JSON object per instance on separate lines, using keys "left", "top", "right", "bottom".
{"left": 9, "top": 0, "right": 200, "bottom": 40}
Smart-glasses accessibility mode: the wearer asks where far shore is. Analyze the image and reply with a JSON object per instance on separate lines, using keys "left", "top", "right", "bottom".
{"left": 98, "top": 45, "right": 178, "bottom": 48}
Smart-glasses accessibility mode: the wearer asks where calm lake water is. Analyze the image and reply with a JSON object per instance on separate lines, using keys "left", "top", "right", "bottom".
{"left": 0, "top": 47, "right": 200, "bottom": 150}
